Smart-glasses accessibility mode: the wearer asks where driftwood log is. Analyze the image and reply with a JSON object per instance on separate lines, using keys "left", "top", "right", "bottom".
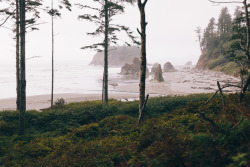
{"left": 205, "top": 83, "right": 241, "bottom": 105}
{"left": 217, "top": 81, "right": 225, "bottom": 106}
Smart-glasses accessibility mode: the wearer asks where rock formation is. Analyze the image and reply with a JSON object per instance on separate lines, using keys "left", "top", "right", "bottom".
{"left": 121, "top": 63, "right": 138, "bottom": 75}
{"left": 153, "top": 64, "right": 164, "bottom": 82}
{"left": 186, "top": 61, "right": 192, "bottom": 66}
{"left": 89, "top": 46, "right": 140, "bottom": 66}
{"left": 163, "top": 62, "right": 177, "bottom": 72}
{"left": 120, "top": 57, "right": 149, "bottom": 79}
{"left": 151, "top": 63, "right": 159, "bottom": 73}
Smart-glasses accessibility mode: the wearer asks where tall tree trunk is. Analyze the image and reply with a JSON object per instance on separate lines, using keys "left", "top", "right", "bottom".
{"left": 103, "top": 0, "right": 109, "bottom": 104}
{"left": 243, "top": 0, "right": 250, "bottom": 61}
{"left": 102, "top": 71, "right": 104, "bottom": 101}
{"left": 16, "top": 0, "right": 20, "bottom": 111}
{"left": 138, "top": 0, "right": 148, "bottom": 124}
{"left": 240, "top": 0, "right": 250, "bottom": 100}
{"left": 51, "top": 0, "right": 54, "bottom": 108}
{"left": 19, "top": 0, "right": 26, "bottom": 135}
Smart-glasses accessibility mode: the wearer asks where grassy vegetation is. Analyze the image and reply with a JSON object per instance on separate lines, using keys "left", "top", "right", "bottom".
{"left": 196, "top": 49, "right": 240, "bottom": 76}
{"left": 0, "top": 93, "right": 249, "bottom": 166}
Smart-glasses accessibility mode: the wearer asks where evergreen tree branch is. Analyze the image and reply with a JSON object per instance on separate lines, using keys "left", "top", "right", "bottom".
{"left": 26, "top": 21, "right": 46, "bottom": 29}
{"left": 75, "top": 4, "right": 100, "bottom": 11}
{"left": 0, "top": 9, "right": 16, "bottom": 27}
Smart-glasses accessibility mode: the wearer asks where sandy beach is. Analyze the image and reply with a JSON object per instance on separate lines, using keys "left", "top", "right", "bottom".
{"left": 0, "top": 67, "right": 241, "bottom": 111}
{"left": 114, "top": 68, "right": 240, "bottom": 95}
{"left": 0, "top": 93, "right": 142, "bottom": 111}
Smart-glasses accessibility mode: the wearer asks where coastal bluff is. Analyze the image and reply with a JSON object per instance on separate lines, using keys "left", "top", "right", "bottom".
{"left": 89, "top": 46, "right": 140, "bottom": 66}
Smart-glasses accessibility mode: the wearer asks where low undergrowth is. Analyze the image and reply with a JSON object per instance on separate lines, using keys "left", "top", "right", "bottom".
{"left": 0, "top": 93, "right": 249, "bottom": 166}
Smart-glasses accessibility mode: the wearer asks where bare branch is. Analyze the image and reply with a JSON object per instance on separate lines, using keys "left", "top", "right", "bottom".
{"left": 0, "top": 9, "right": 15, "bottom": 27}
{"left": 205, "top": 83, "right": 241, "bottom": 105}
{"left": 26, "top": 22, "right": 47, "bottom": 29}
{"left": 26, "top": 56, "right": 41, "bottom": 60}
{"left": 143, "top": 0, "right": 148, "bottom": 6}
{"left": 232, "top": 116, "right": 243, "bottom": 129}
{"left": 208, "top": 0, "right": 243, "bottom": 3}
{"left": 217, "top": 81, "right": 225, "bottom": 105}
{"left": 75, "top": 3, "right": 100, "bottom": 11}
{"left": 137, "top": 28, "right": 142, "bottom": 36}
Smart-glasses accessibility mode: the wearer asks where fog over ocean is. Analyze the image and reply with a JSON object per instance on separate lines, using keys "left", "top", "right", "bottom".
{"left": 0, "top": 64, "right": 121, "bottom": 99}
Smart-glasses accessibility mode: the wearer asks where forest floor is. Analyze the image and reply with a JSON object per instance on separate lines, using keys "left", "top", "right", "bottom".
{"left": 0, "top": 67, "right": 240, "bottom": 111}
{"left": 0, "top": 93, "right": 249, "bottom": 166}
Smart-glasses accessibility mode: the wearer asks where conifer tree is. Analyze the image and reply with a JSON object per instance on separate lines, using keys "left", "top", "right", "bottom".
{"left": 0, "top": 0, "right": 71, "bottom": 135}
{"left": 78, "top": 0, "right": 138, "bottom": 104}
{"left": 47, "top": 0, "right": 71, "bottom": 108}
{"left": 208, "top": 0, "right": 250, "bottom": 99}
{"left": 195, "top": 26, "right": 203, "bottom": 52}
{"left": 218, "top": 7, "right": 232, "bottom": 34}
{"left": 0, "top": 0, "right": 42, "bottom": 111}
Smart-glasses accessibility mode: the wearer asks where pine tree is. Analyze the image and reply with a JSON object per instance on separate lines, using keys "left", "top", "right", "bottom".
{"left": 1, "top": 0, "right": 71, "bottom": 135}
{"left": 46, "top": 0, "right": 71, "bottom": 108}
{"left": 229, "top": 3, "right": 250, "bottom": 99}
{"left": 195, "top": 26, "right": 203, "bottom": 52}
{"left": 201, "top": 17, "right": 220, "bottom": 57}
{"left": 77, "top": 0, "right": 138, "bottom": 104}
{"left": 218, "top": 7, "right": 232, "bottom": 34}
{"left": 208, "top": 0, "right": 250, "bottom": 99}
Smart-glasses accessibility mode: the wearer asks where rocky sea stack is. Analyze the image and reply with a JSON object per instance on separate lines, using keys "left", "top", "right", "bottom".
{"left": 186, "top": 61, "right": 192, "bottom": 66}
{"left": 120, "top": 58, "right": 149, "bottom": 79}
{"left": 151, "top": 63, "right": 159, "bottom": 73}
{"left": 153, "top": 64, "right": 164, "bottom": 82}
{"left": 163, "top": 62, "right": 177, "bottom": 72}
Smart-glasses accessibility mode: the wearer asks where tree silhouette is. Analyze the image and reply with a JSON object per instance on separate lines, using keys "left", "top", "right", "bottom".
{"left": 137, "top": 0, "right": 148, "bottom": 124}
{"left": 77, "top": 0, "right": 138, "bottom": 104}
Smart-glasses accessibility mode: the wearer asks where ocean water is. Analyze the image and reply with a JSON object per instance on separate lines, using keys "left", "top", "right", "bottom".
{"left": 0, "top": 64, "right": 121, "bottom": 99}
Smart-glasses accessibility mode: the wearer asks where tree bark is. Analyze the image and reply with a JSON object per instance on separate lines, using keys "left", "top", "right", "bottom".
{"left": 241, "top": 73, "right": 250, "bottom": 97}
{"left": 240, "top": 0, "right": 250, "bottom": 101}
{"left": 104, "top": 0, "right": 109, "bottom": 104}
{"left": 138, "top": 0, "right": 148, "bottom": 123}
{"left": 16, "top": 0, "right": 20, "bottom": 111}
{"left": 19, "top": 0, "right": 26, "bottom": 136}
{"left": 243, "top": 0, "right": 250, "bottom": 61}
{"left": 51, "top": 0, "right": 54, "bottom": 108}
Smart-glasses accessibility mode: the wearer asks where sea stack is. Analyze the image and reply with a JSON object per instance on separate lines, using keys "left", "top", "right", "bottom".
{"left": 154, "top": 64, "right": 164, "bottom": 82}
{"left": 163, "top": 62, "right": 177, "bottom": 72}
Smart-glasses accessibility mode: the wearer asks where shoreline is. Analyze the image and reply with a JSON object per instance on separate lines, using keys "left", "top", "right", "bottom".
{"left": 0, "top": 68, "right": 241, "bottom": 111}
{"left": 0, "top": 92, "right": 143, "bottom": 111}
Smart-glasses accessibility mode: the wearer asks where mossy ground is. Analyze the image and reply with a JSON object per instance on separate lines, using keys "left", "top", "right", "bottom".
{"left": 0, "top": 93, "right": 249, "bottom": 166}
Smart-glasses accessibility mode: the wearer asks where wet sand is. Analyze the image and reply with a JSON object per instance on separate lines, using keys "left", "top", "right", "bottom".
{"left": 114, "top": 68, "right": 240, "bottom": 95}
{"left": 0, "top": 67, "right": 241, "bottom": 111}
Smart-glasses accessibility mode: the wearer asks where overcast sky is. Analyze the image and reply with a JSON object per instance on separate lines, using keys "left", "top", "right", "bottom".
{"left": 0, "top": 0, "right": 241, "bottom": 66}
